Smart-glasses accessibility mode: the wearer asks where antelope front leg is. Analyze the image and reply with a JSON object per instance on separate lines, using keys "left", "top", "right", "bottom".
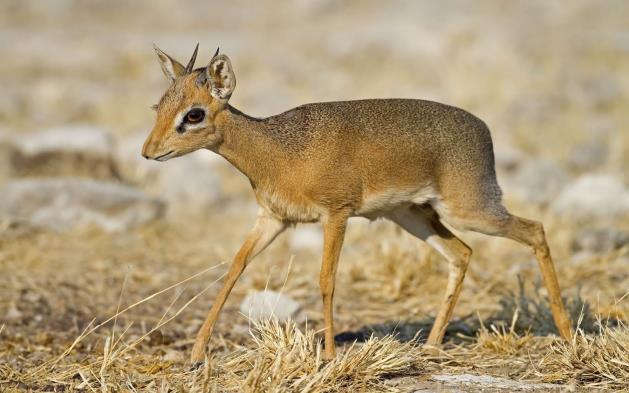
{"left": 319, "top": 212, "right": 349, "bottom": 360}
{"left": 190, "top": 211, "right": 286, "bottom": 365}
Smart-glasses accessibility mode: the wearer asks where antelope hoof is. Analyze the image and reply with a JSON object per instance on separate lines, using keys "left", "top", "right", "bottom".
{"left": 190, "top": 360, "right": 205, "bottom": 371}
{"left": 190, "top": 342, "right": 207, "bottom": 365}
{"left": 422, "top": 344, "right": 443, "bottom": 357}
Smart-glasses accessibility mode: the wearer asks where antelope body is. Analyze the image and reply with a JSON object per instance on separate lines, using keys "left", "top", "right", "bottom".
{"left": 142, "top": 45, "right": 573, "bottom": 365}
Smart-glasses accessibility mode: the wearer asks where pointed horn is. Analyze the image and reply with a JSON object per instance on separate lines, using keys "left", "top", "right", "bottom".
{"left": 212, "top": 47, "right": 220, "bottom": 59}
{"left": 185, "top": 43, "right": 199, "bottom": 74}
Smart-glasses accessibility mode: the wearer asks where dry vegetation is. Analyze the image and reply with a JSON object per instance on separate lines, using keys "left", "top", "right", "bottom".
{"left": 1, "top": 220, "right": 627, "bottom": 391}
{"left": 1, "top": 1, "right": 628, "bottom": 392}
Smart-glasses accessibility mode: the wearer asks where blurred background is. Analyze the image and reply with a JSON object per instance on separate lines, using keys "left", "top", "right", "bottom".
{"left": 0, "top": 0, "right": 627, "bottom": 381}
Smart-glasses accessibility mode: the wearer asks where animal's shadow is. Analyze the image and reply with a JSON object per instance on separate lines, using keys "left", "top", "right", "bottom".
{"left": 335, "top": 278, "right": 616, "bottom": 345}
{"left": 335, "top": 316, "right": 476, "bottom": 345}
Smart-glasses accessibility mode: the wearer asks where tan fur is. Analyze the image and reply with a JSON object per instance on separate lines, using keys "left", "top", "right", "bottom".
{"left": 143, "top": 46, "right": 573, "bottom": 365}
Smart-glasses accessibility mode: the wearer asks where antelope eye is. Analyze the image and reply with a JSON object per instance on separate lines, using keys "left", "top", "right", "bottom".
{"left": 185, "top": 108, "right": 205, "bottom": 124}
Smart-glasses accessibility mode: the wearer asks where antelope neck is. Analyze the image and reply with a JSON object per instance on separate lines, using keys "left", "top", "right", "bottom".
{"left": 214, "top": 105, "right": 285, "bottom": 188}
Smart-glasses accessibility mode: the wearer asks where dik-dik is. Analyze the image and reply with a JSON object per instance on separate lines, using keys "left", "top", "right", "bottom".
{"left": 142, "top": 45, "right": 573, "bottom": 364}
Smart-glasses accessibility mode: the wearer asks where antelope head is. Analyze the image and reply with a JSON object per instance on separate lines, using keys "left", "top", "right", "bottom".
{"left": 142, "top": 45, "right": 236, "bottom": 161}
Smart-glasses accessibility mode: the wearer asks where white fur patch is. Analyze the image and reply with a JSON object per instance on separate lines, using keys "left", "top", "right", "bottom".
{"left": 356, "top": 186, "right": 437, "bottom": 218}
{"left": 257, "top": 189, "right": 323, "bottom": 223}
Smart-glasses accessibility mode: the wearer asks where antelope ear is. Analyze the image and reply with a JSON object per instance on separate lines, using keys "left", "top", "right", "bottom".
{"left": 154, "top": 45, "right": 185, "bottom": 82}
{"left": 207, "top": 54, "right": 236, "bottom": 102}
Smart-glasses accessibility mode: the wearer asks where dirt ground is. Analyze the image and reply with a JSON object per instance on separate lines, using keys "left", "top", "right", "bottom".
{"left": 0, "top": 1, "right": 628, "bottom": 392}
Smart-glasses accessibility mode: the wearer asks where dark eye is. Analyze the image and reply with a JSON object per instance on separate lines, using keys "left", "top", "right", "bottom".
{"left": 185, "top": 109, "right": 205, "bottom": 124}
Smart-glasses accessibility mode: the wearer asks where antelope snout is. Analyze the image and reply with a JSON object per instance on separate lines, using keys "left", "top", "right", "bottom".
{"left": 141, "top": 135, "right": 155, "bottom": 160}
{"left": 142, "top": 134, "right": 177, "bottom": 162}
{"left": 141, "top": 133, "right": 164, "bottom": 160}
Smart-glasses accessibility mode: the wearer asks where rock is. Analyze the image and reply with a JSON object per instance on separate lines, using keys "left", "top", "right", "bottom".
{"left": 551, "top": 175, "right": 629, "bottom": 221}
{"left": 571, "top": 227, "right": 629, "bottom": 254}
{"left": 499, "top": 159, "right": 568, "bottom": 205}
{"left": 431, "top": 374, "right": 561, "bottom": 391}
{"left": 18, "top": 125, "right": 112, "bottom": 156}
{"left": 0, "top": 126, "right": 118, "bottom": 181}
{"left": 239, "top": 290, "right": 300, "bottom": 322}
{"left": 115, "top": 133, "right": 222, "bottom": 217}
{"left": 0, "top": 178, "right": 164, "bottom": 232}
{"left": 567, "top": 138, "right": 609, "bottom": 172}
{"left": 493, "top": 143, "right": 526, "bottom": 173}
{"left": 114, "top": 133, "right": 162, "bottom": 185}
{"left": 155, "top": 155, "right": 223, "bottom": 218}
{"left": 288, "top": 225, "right": 323, "bottom": 252}
{"left": 0, "top": 134, "right": 19, "bottom": 182}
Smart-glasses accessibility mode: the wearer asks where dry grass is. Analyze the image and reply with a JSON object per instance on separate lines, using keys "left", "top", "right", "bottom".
{"left": 474, "top": 311, "right": 535, "bottom": 356}
{"left": 1, "top": 224, "right": 626, "bottom": 392}
{"left": 535, "top": 321, "right": 629, "bottom": 390}
{"left": 482, "top": 277, "right": 601, "bottom": 336}
{"left": 1, "top": 295, "right": 425, "bottom": 392}
{"left": 214, "top": 319, "right": 424, "bottom": 392}
{"left": 1, "top": 213, "right": 628, "bottom": 391}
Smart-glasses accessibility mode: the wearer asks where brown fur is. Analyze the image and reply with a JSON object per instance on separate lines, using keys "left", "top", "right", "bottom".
{"left": 143, "top": 47, "right": 573, "bottom": 365}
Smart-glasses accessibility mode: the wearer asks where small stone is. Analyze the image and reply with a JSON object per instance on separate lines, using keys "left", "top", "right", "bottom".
{"left": 500, "top": 159, "right": 568, "bottom": 205}
{"left": 551, "top": 175, "right": 629, "bottom": 221}
{"left": 493, "top": 143, "right": 525, "bottom": 173}
{"left": 239, "top": 290, "right": 300, "bottom": 322}
{"left": 567, "top": 139, "right": 609, "bottom": 172}
{"left": 431, "top": 373, "right": 561, "bottom": 391}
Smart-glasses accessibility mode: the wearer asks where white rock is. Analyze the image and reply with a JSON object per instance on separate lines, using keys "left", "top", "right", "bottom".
{"left": 0, "top": 126, "right": 118, "bottom": 181}
{"left": 431, "top": 374, "right": 560, "bottom": 391}
{"left": 288, "top": 225, "right": 323, "bottom": 252}
{"left": 567, "top": 138, "right": 609, "bottom": 172}
{"left": 17, "top": 125, "right": 112, "bottom": 156}
{"left": 499, "top": 159, "right": 568, "bottom": 205}
{"left": 157, "top": 155, "right": 223, "bottom": 217}
{"left": 0, "top": 178, "right": 164, "bottom": 232}
{"left": 114, "top": 132, "right": 162, "bottom": 184}
{"left": 239, "top": 290, "right": 300, "bottom": 322}
{"left": 551, "top": 175, "right": 629, "bottom": 221}
{"left": 493, "top": 143, "right": 525, "bottom": 172}
{"left": 115, "top": 133, "right": 222, "bottom": 217}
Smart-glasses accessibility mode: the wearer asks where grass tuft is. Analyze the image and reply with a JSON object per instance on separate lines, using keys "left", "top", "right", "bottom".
{"left": 474, "top": 310, "right": 534, "bottom": 356}
{"left": 217, "top": 318, "right": 425, "bottom": 392}
{"left": 535, "top": 321, "right": 629, "bottom": 389}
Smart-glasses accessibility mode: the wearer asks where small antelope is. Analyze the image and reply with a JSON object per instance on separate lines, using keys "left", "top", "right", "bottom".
{"left": 142, "top": 45, "right": 573, "bottom": 364}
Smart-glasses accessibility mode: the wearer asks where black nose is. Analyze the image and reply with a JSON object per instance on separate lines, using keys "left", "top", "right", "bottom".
{"left": 142, "top": 154, "right": 150, "bottom": 160}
